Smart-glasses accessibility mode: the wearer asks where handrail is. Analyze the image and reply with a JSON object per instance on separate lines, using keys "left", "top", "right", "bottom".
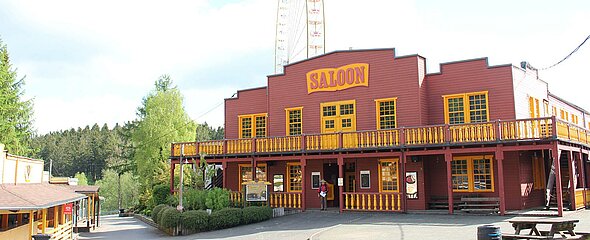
{"left": 171, "top": 117, "right": 589, "bottom": 157}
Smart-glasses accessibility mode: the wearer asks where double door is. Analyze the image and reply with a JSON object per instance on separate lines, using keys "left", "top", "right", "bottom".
{"left": 320, "top": 100, "right": 357, "bottom": 149}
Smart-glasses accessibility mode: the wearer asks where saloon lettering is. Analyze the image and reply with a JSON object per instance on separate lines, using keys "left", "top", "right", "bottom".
{"left": 306, "top": 63, "right": 369, "bottom": 94}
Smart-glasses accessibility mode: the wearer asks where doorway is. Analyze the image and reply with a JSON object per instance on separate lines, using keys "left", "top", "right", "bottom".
{"left": 323, "top": 163, "right": 339, "bottom": 207}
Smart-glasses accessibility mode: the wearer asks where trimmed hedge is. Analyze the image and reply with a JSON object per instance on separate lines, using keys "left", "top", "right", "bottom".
{"left": 160, "top": 207, "right": 182, "bottom": 228}
{"left": 152, "top": 204, "right": 168, "bottom": 224}
{"left": 209, "top": 208, "right": 243, "bottom": 230}
{"left": 241, "top": 206, "right": 273, "bottom": 224}
{"left": 181, "top": 210, "right": 209, "bottom": 232}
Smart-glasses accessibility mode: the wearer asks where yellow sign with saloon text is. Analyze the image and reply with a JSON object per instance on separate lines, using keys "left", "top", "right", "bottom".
{"left": 306, "top": 63, "right": 369, "bottom": 94}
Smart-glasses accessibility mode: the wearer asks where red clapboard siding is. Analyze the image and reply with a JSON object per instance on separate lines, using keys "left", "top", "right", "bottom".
{"left": 224, "top": 87, "right": 268, "bottom": 139}
{"left": 425, "top": 58, "right": 516, "bottom": 125}
{"left": 267, "top": 49, "right": 424, "bottom": 136}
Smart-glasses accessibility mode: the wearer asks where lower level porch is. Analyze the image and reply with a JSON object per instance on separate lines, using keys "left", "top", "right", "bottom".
{"left": 171, "top": 141, "right": 590, "bottom": 216}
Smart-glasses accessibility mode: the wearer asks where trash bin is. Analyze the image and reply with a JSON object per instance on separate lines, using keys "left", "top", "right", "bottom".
{"left": 31, "top": 234, "right": 52, "bottom": 240}
{"left": 477, "top": 225, "right": 502, "bottom": 240}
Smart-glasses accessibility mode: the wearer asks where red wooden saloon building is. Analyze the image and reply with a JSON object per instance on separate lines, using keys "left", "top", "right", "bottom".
{"left": 170, "top": 48, "right": 590, "bottom": 216}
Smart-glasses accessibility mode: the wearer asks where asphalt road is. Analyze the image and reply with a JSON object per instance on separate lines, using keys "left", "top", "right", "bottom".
{"left": 80, "top": 210, "right": 590, "bottom": 240}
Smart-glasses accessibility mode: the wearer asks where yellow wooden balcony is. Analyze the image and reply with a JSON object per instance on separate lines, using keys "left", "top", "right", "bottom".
{"left": 171, "top": 117, "right": 589, "bottom": 157}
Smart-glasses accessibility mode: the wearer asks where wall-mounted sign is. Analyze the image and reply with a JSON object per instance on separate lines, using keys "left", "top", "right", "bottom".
{"left": 406, "top": 172, "right": 418, "bottom": 199}
{"left": 306, "top": 63, "right": 369, "bottom": 94}
{"left": 311, "top": 172, "right": 321, "bottom": 189}
{"left": 360, "top": 170, "right": 370, "bottom": 189}
{"left": 244, "top": 181, "right": 270, "bottom": 202}
{"left": 64, "top": 203, "right": 73, "bottom": 215}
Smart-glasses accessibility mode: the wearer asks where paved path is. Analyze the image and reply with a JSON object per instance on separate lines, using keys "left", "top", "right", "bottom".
{"left": 80, "top": 210, "right": 590, "bottom": 240}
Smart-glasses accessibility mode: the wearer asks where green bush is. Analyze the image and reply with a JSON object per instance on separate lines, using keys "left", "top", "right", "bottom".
{"left": 160, "top": 207, "right": 182, "bottom": 228}
{"left": 157, "top": 206, "right": 174, "bottom": 225}
{"left": 151, "top": 204, "right": 168, "bottom": 223}
{"left": 181, "top": 210, "right": 209, "bottom": 232}
{"left": 153, "top": 184, "right": 171, "bottom": 206}
{"left": 205, "top": 188, "right": 230, "bottom": 211}
{"left": 241, "top": 206, "right": 273, "bottom": 224}
{"left": 166, "top": 195, "right": 178, "bottom": 206}
{"left": 184, "top": 189, "right": 207, "bottom": 210}
{"left": 209, "top": 208, "right": 242, "bottom": 230}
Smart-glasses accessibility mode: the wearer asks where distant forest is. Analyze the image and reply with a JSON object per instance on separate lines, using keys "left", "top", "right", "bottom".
{"left": 32, "top": 122, "right": 223, "bottom": 182}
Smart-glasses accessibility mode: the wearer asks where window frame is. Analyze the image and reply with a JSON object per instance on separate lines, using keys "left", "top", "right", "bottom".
{"left": 320, "top": 99, "right": 357, "bottom": 133}
{"left": 286, "top": 162, "right": 302, "bottom": 192}
{"left": 285, "top": 107, "right": 303, "bottom": 136}
{"left": 374, "top": 97, "right": 398, "bottom": 130}
{"left": 378, "top": 158, "right": 400, "bottom": 193}
{"left": 238, "top": 163, "right": 268, "bottom": 191}
{"left": 238, "top": 113, "right": 267, "bottom": 138}
{"left": 442, "top": 91, "right": 490, "bottom": 124}
{"left": 451, "top": 155, "right": 494, "bottom": 193}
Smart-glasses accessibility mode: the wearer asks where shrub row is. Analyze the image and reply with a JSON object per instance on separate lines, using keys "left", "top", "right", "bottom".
{"left": 152, "top": 205, "right": 273, "bottom": 234}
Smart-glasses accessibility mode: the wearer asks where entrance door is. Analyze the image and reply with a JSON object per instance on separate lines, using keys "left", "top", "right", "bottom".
{"left": 323, "top": 163, "right": 339, "bottom": 207}
{"left": 320, "top": 100, "right": 357, "bottom": 149}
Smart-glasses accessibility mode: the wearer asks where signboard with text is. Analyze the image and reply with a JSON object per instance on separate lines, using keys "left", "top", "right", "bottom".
{"left": 306, "top": 63, "right": 369, "bottom": 94}
{"left": 64, "top": 203, "right": 73, "bottom": 215}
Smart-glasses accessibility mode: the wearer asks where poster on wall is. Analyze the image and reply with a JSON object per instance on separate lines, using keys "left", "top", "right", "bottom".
{"left": 406, "top": 172, "right": 418, "bottom": 199}
{"left": 360, "top": 170, "right": 370, "bottom": 189}
{"left": 312, "top": 172, "right": 320, "bottom": 189}
{"left": 246, "top": 182, "right": 268, "bottom": 202}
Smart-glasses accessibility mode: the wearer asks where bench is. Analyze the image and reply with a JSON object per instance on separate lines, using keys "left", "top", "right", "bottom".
{"left": 502, "top": 233, "right": 552, "bottom": 239}
{"left": 460, "top": 197, "right": 499, "bottom": 214}
{"left": 428, "top": 195, "right": 462, "bottom": 210}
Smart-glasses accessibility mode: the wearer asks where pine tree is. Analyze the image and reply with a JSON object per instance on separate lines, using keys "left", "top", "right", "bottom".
{"left": 0, "top": 38, "right": 35, "bottom": 155}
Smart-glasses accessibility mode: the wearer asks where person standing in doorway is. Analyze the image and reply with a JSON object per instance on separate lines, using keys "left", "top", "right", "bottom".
{"left": 318, "top": 179, "right": 328, "bottom": 210}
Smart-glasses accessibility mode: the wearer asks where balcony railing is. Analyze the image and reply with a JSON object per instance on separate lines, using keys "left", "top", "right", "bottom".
{"left": 171, "top": 117, "right": 590, "bottom": 157}
{"left": 343, "top": 192, "right": 402, "bottom": 211}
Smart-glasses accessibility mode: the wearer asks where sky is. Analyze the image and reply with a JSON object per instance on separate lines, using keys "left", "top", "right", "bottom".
{"left": 0, "top": 0, "right": 589, "bottom": 134}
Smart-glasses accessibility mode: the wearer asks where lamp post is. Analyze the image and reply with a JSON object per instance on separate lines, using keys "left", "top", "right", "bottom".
{"left": 177, "top": 145, "right": 185, "bottom": 212}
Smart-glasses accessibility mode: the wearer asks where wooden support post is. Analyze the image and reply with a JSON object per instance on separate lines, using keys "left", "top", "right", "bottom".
{"left": 222, "top": 160, "right": 227, "bottom": 188}
{"left": 301, "top": 158, "right": 307, "bottom": 211}
{"left": 553, "top": 146, "right": 564, "bottom": 217}
{"left": 568, "top": 151, "right": 575, "bottom": 210}
{"left": 60, "top": 204, "right": 65, "bottom": 224}
{"left": 401, "top": 151, "right": 407, "bottom": 213}
{"left": 17, "top": 213, "right": 22, "bottom": 225}
{"left": 579, "top": 151, "right": 587, "bottom": 207}
{"left": 1, "top": 213, "right": 8, "bottom": 229}
{"left": 338, "top": 156, "right": 344, "bottom": 213}
{"left": 42, "top": 208, "right": 47, "bottom": 233}
{"left": 170, "top": 162, "right": 175, "bottom": 194}
{"left": 495, "top": 147, "right": 506, "bottom": 215}
{"left": 445, "top": 151, "right": 454, "bottom": 214}
{"left": 54, "top": 206, "right": 59, "bottom": 228}
{"left": 87, "top": 197, "right": 91, "bottom": 228}
{"left": 28, "top": 210, "right": 34, "bottom": 240}
{"left": 252, "top": 158, "right": 256, "bottom": 181}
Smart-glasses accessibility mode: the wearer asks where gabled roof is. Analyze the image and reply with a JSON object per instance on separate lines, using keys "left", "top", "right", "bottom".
{"left": 0, "top": 183, "right": 87, "bottom": 210}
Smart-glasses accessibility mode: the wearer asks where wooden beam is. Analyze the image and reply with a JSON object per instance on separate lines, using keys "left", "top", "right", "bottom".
{"left": 42, "top": 208, "right": 47, "bottom": 234}
{"left": 445, "top": 151, "right": 454, "bottom": 214}
{"left": 54, "top": 206, "right": 58, "bottom": 228}
{"left": 337, "top": 156, "right": 344, "bottom": 213}
{"left": 553, "top": 145, "right": 564, "bottom": 217}
{"left": 567, "top": 151, "right": 575, "bottom": 210}
{"left": 301, "top": 158, "right": 307, "bottom": 212}
{"left": 495, "top": 147, "right": 506, "bottom": 215}
{"left": 1, "top": 213, "right": 8, "bottom": 229}
{"left": 28, "top": 210, "right": 34, "bottom": 240}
